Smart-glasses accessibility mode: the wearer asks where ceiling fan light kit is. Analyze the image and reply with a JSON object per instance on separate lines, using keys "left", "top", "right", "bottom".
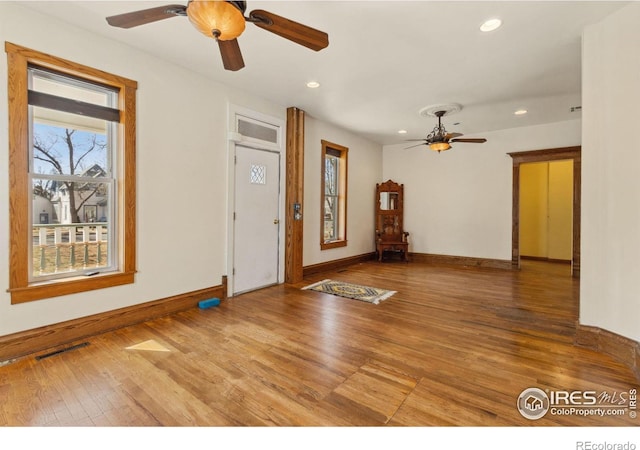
{"left": 429, "top": 142, "right": 451, "bottom": 152}
{"left": 425, "top": 110, "right": 455, "bottom": 152}
{"left": 407, "top": 105, "right": 487, "bottom": 152}
{"left": 187, "top": 0, "right": 246, "bottom": 40}
{"left": 105, "top": 1, "right": 329, "bottom": 71}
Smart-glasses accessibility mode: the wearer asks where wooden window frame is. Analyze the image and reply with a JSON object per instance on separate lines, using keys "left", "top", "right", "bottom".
{"left": 320, "top": 140, "right": 348, "bottom": 250}
{"left": 5, "top": 42, "right": 137, "bottom": 304}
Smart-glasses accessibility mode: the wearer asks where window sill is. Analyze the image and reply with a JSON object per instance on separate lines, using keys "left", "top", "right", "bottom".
{"left": 8, "top": 271, "right": 136, "bottom": 304}
{"left": 321, "top": 240, "right": 347, "bottom": 250}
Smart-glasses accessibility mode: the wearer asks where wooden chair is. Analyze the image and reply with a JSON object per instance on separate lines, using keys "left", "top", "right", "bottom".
{"left": 375, "top": 180, "right": 409, "bottom": 262}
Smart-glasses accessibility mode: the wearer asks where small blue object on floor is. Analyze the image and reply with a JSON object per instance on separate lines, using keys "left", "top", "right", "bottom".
{"left": 198, "top": 298, "right": 220, "bottom": 309}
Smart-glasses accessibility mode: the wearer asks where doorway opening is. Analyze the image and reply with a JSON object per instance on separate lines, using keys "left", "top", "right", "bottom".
{"left": 508, "top": 147, "right": 581, "bottom": 277}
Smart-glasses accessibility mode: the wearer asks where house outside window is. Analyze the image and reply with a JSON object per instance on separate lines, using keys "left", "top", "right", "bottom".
{"left": 6, "top": 42, "right": 137, "bottom": 304}
{"left": 320, "top": 140, "right": 348, "bottom": 250}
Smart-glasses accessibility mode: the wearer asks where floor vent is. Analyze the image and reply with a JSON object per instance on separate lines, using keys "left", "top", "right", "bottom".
{"left": 35, "top": 342, "right": 89, "bottom": 361}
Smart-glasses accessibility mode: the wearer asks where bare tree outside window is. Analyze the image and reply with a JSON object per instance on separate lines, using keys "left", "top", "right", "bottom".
{"left": 33, "top": 125, "right": 107, "bottom": 224}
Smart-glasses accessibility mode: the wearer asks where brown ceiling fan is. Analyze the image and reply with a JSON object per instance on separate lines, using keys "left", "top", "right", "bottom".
{"left": 407, "top": 110, "right": 487, "bottom": 152}
{"left": 106, "top": 1, "right": 329, "bottom": 71}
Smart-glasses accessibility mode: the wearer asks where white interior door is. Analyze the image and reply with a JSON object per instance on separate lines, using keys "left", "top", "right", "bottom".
{"left": 233, "top": 145, "right": 280, "bottom": 294}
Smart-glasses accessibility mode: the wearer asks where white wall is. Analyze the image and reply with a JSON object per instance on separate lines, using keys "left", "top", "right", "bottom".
{"left": 303, "top": 116, "right": 383, "bottom": 266}
{"left": 382, "top": 120, "right": 581, "bottom": 260}
{"left": 0, "top": 3, "right": 284, "bottom": 337}
{"left": 581, "top": 3, "right": 640, "bottom": 342}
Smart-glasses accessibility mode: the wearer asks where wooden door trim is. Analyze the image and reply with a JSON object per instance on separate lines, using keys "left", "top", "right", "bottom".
{"left": 508, "top": 146, "right": 581, "bottom": 277}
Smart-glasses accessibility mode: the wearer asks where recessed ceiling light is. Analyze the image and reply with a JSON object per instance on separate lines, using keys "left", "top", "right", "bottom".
{"left": 398, "top": 129, "right": 408, "bottom": 134}
{"left": 306, "top": 81, "right": 320, "bottom": 88}
{"left": 480, "top": 18, "right": 502, "bottom": 32}
{"left": 514, "top": 109, "right": 528, "bottom": 115}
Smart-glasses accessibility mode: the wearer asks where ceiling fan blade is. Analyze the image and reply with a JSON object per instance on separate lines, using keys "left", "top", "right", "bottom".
{"left": 404, "top": 143, "right": 427, "bottom": 149}
{"left": 249, "top": 9, "right": 329, "bottom": 51}
{"left": 106, "top": 4, "right": 186, "bottom": 29}
{"left": 444, "top": 132, "right": 463, "bottom": 140}
{"left": 450, "top": 138, "right": 487, "bottom": 143}
{"left": 218, "top": 38, "right": 245, "bottom": 71}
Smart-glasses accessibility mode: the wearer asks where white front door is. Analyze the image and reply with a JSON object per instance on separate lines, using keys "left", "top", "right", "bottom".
{"left": 233, "top": 145, "right": 280, "bottom": 294}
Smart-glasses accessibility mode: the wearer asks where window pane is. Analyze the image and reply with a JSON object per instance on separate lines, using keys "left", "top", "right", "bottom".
{"left": 32, "top": 109, "right": 111, "bottom": 177}
{"left": 31, "top": 179, "right": 112, "bottom": 279}
{"left": 31, "top": 68, "right": 113, "bottom": 107}
{"left": 28, "top": 65, "right": 117, "bottom": 283}
{"left": 33, "top": 179, "right": 111, "bottom": 224}
{"left": 325, "top": 156, "right": 338, "bottom": 195}
{"left": 320, "top": 140, "right": 347, "bottom": 250}
{"left": 238, "top": 118, "right": 278, "bottom": 144}
{"left": 324, "top": 196, "right": 338, "bottom": 241}
{"left": 324, "top": 196, "right": 334, "bottom": 222}
{"left": 324, "top": 154, "right": 339, "bottom": 241}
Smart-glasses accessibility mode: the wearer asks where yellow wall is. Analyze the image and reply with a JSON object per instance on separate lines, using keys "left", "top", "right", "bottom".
{"left": 547, "top": 161, "right": 573, "bottom": 260}
{"left": 520, "top": 160, "right": 573, "bottom": 260}
{"left": 520, "top": 163, "right": 548, "bottom": 257}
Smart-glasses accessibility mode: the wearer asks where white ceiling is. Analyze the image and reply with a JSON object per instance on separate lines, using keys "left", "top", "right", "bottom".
{"left": 19, "top": 0, "right": 628, "bottom": 145}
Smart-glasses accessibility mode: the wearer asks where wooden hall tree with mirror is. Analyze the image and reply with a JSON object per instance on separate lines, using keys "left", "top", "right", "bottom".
{"left": 375, "top": 180, "right": 409, "bottom": 262}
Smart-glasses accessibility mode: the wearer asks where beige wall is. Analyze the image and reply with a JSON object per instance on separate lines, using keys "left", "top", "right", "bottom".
{"left": 520, "top": 160, "right": 573, "bottom": 260}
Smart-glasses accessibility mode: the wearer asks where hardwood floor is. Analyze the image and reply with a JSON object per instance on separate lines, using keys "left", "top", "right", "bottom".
{"left": 0, "top": 260, "right": 637, "bottom": 427}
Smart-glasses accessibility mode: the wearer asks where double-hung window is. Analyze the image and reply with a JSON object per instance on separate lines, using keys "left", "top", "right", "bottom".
{"left": 320, "top": 140, "right": 348, "bottom": 249}
{"left": 6, "top": 43, "right": 137, "bottom": 304}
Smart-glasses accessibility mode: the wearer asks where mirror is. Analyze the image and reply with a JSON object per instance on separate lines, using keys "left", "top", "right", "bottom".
{"left": 379, "top": 192, "right": 399, "bottom": 210}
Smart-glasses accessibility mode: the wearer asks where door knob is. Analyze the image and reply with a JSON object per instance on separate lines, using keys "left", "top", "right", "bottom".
{"left": 273, "top": 219, "right": 280, "bottom": 224}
